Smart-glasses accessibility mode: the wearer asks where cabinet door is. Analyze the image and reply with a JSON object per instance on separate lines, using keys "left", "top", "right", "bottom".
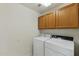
{"left": 38, "top": 16, "right": 46, "bottom": 29}
{"left": 55, "top": 10, "right": 59, "bottom": 28}
{"left": 46, "top": 12, "right": 56, "bottom": 28}
{"left": 56, "top": 4, "right": 79, "bottom": 28}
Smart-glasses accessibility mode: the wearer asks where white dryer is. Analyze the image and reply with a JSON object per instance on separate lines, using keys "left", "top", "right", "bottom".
{"left": 45, "top": 37, "right": 74, "bottom": 56}
{"left": 33, "top": 36, "right": 51, "bottom": 56}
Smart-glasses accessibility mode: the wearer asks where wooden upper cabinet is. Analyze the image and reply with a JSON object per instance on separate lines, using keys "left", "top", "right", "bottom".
{"left": 38, "top": 16, "right": 46, "bottom": 29}
{"left": 38, "top": 12, "right": 56, "bottom": 29}
{"left": 38, "top": 4, "right": 79, "bottom": 29}
{"left": 46, "top": 12, "right": 56, "bottom": 28}
{"left": 56, "top": 4, "right": 79, "bottom": 28}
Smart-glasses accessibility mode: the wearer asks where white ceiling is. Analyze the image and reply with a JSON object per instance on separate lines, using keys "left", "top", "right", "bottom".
{"left": 21, "top": 3, "right": 64, "bottom": 13}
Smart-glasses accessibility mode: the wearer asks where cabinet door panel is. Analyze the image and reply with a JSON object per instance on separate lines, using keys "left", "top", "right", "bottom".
{"left": 38, "top": 16, "right": 46, "bottom": 29}
{"left": 46, "top": 13, "right": 56, "bottom": 28}
{"left": 55, "top": 11, "right": 59, "bottom": 27}
{"left": 56, "top": 4, "right": 79, "bottom": 28}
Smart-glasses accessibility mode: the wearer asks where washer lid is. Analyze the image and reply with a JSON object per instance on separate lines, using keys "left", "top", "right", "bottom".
{"left": 34, "top": 36, "right": 50, "bottom": 41}
{"left": 45, "top": 38, "right": 74, "bottom": 50}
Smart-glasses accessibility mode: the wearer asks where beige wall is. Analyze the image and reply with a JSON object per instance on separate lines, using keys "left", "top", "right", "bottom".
{"left": 0, "top": 4, "right": 39, "bottom": 56}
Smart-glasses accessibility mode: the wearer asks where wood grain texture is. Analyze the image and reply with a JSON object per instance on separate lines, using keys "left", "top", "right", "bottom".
{"left": 38, "top": 16, "right": 46, "bottom": 29}
{"left": 56, "top": 4, "right": 79, "bottom": 28}
{"left": 38, "top": 12, "right": 56, "bottom": 29}
{"left": 46, "top": 12, "right": 56, "bottom": 28}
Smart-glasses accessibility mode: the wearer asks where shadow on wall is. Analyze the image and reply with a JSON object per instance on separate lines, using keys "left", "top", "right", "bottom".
{"left": 74, "top": 42, "right": 79, "bottom": 56}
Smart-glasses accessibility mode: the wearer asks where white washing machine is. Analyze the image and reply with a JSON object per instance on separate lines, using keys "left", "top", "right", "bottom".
{"left": 45, "top": 37, "right": 74, "bottom": 56}
{"left": 33, "top": 35, "right": 51, "bottom": 56}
